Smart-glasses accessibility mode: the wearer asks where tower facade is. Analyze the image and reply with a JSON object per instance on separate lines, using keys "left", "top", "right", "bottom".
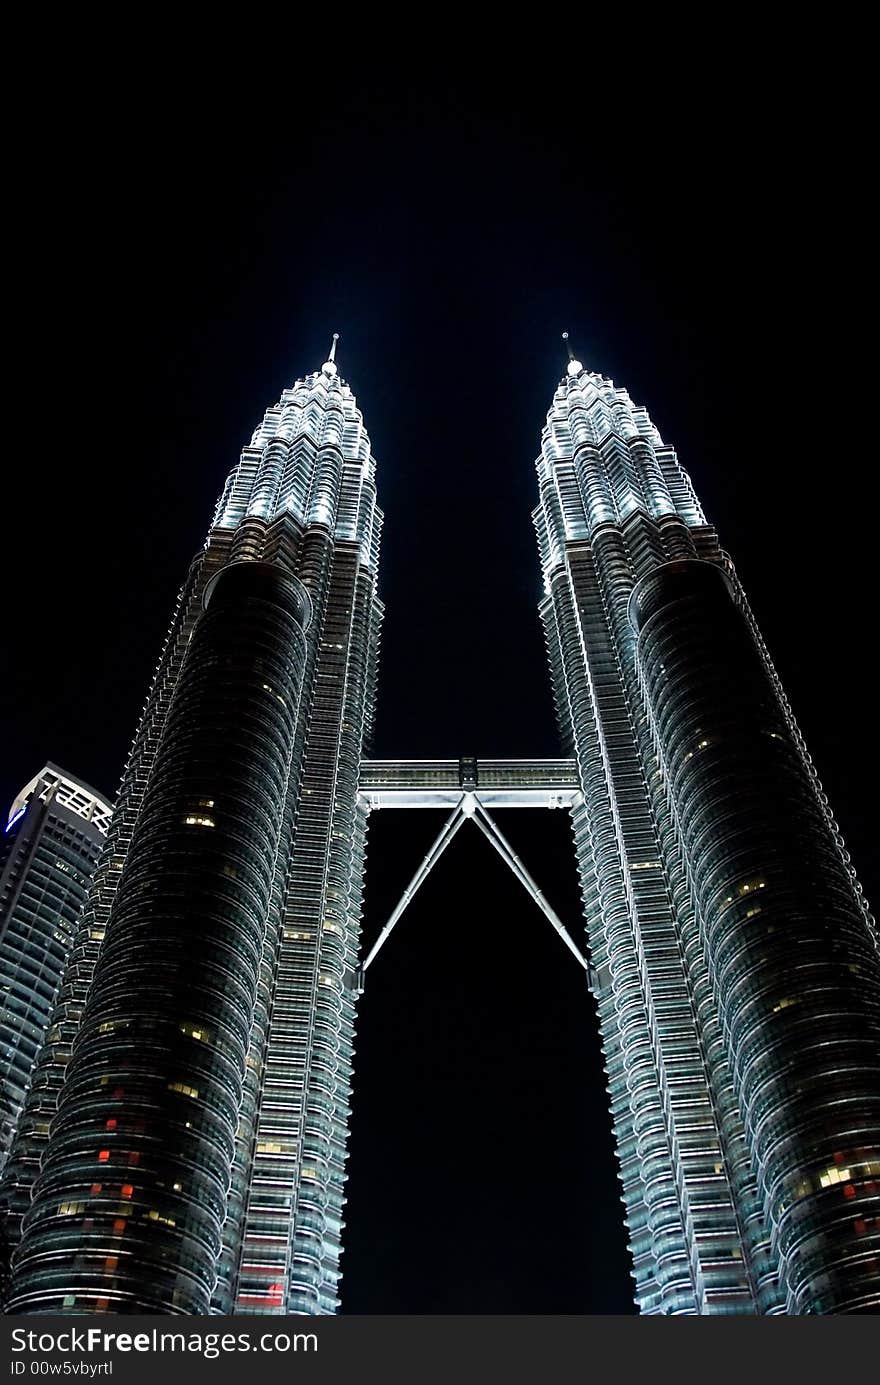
{"left": 2, "top": 345, "right": 383, "bottom": 1315}
{"left": 534, "top": 348, "right": 880, "bottom": 1313}
{"left": 2, "top": 344, "right": 878, "bottom": 1318}
{"left": 0, "top": 767, "right": 111, "bottom": 1175}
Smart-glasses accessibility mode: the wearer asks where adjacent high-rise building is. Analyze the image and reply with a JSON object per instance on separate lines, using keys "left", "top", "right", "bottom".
{"left": 0, "top": 767, "right": 112, "bottom": 1175}
{"left": 533, "top": 341, "right": 880, "bottom": 1314}
{"left": 2, "top": 340, "right": 878, "bottom": 1316}
{"left": 2, "top": 340, "right": 383, "bottom": 1315}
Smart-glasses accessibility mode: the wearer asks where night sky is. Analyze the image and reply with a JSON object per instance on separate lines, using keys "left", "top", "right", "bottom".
{"left": 3, "top": 67, "right": 876, "bottom": 1314}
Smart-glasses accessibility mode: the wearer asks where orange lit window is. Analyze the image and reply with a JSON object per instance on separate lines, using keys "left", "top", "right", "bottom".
{"left": 113, "top": 1218, "right": 127, "bottom": 1234}
{"left": 98, "top": 1150, "right": 110, "bottom": 1163}
{"left": 104, "top": 1257, "right": 118, "bottom": 1272}
{"left": 106, "top": 1118, "right": 117, "bottom": 1131}
{"left": 90, "top": 1183, "right": 103, "bottom": 1195}
{"left": 121, "top": 1184, "right": 133, "bottom": 1199}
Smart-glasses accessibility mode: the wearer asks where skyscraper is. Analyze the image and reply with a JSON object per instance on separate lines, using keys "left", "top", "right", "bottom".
{"left": 2, "top": 340, "right": 878, "bottom": 1318}
{"left": 0, "top": 767, "right": 112, "bottom": 1175}
{"left": 2, "top": 340, "right": 383, "bottom": 1315}
{"left": 533, "top": 341, "right": 880, "bottom": 1314}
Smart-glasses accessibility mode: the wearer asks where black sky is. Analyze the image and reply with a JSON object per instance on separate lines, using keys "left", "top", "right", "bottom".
{"left": 2, "top": 61, "right": 876, "bottom": 1313}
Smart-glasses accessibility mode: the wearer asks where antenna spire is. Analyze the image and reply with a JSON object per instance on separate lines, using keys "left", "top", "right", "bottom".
{"left": 321, "top": 333, "right": 340, "bottom": 378}
{"left": 562, "top": 331, "right": 583, "bottom": 378}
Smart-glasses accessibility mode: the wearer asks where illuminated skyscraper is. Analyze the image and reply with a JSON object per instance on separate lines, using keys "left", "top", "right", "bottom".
{"left": 0, "top": 767, "right": 111, "bottom": 1174}
{"left": 533, "top": 339, "right": 880, "bottom": 1314}
{"left": 3, "top": 340, "right": 383, "bottom": 1315}
{"left": 3, "top": 339, "right": 879, "bottom": 1318}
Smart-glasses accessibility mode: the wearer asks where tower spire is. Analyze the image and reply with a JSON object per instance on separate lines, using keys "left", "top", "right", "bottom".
{"left": 322, "top": 332, "right": 340, "bottom": 377}
{"left": 562, "top": 331, "right": 583, "bottom": 378}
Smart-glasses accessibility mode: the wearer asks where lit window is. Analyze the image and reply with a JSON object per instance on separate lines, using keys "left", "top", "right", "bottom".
{"left": 180, "top": 1021, "right": 211, "bottom": 1042}
{"left": 184, "top": 815, "right": 215, "bottom": 829}
{"left": 819, "top": 1166, "right": 852, "bottom": 1187}
{"left": 737, "top": 879, "right": 766, "bottom": 898}
{"left": 147, "top": 1209, "right": 176, "bottom": 1226}
{"left": 98, "top": 1149, "right": 110, "bottom": 1163}
{"left": 168, "top": 1081, "right": 199, "bottom": 1099}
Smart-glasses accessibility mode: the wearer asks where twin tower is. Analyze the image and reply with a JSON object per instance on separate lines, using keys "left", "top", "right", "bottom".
{"left": 2, "top": 341, "right": 879, "bottom": 1316}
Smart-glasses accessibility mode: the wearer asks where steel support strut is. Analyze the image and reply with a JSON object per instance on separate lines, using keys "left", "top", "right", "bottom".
{"left": 471, "top": 801, "right": 589, "bottom": 972}
{"left": 361, "top": 794, "right": 590, "bottom": 981}
{"left": 361, "top": 800, "right": 467, "bottom": 972}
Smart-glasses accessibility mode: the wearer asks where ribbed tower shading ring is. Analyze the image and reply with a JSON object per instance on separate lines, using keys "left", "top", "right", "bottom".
{"left": 627, "top": 557, "right": 736, "bottom": 634}
{"left": 202, "top": 559, "right": 313, "bottom": 631}
{"left": 634, "top": 566, "right": 880, "bottom": 1314}
{"left": 6, "top": 561, "right": 309, "bottom": 1316}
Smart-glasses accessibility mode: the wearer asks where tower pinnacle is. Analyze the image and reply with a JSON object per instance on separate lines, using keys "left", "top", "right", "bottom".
{"left": 322, "top": 332, "right": 340, "bottom": 377}
{"left": 562, "top": 331, "right": 583, "bottom": 377}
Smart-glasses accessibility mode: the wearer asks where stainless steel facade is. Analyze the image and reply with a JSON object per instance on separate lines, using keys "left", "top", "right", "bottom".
{"left": 2, "top": 346, "right": 877, "bottom": 1316}
{"left": 2, "top": 349, "right": 383, "bottom": 1315}
{"left": 534, "top": 356, "right": 880, "bottom": 1313}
